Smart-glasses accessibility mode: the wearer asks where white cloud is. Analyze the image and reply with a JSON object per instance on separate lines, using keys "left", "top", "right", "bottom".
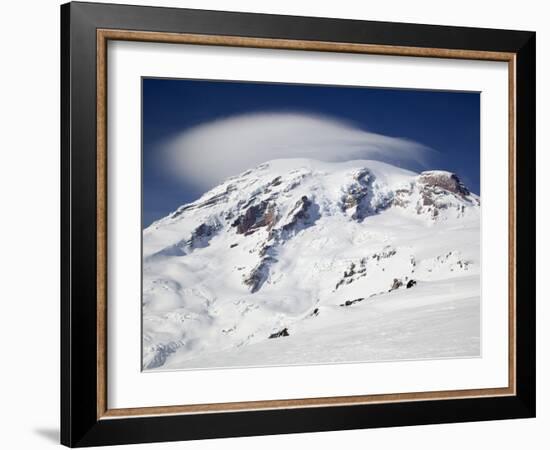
{"left": 163, "top": 112, "right": 432, "bottom": 189}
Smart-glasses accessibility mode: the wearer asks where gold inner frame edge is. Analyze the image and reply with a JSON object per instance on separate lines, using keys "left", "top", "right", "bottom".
{"left": 96, "top": 29, "right": 517, "bottom": 420}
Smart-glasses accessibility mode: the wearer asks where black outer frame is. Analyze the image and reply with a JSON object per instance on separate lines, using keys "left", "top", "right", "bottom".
{"left": 61, "top": 1, "right": 535, "bottom": 447}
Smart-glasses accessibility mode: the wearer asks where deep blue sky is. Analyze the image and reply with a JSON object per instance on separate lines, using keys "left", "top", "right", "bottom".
{"left": 143, "top": 78, "right": 479, "bottom": 227}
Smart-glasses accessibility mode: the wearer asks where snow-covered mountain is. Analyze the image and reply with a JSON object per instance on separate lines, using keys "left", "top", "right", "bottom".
{"left": 142, "top": 158, "right": 481, "bottom": 370}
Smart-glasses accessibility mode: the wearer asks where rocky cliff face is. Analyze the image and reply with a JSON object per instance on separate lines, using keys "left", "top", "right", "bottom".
{"left": 142, "top": 159, "right": 480, "bottom": 370}
{"left": 391, "top": 170, "right": 479, "bottom": 219}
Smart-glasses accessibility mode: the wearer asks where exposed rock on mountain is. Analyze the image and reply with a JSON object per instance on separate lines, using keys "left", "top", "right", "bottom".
{"left": 418, "top": 171, "right": 471, "bottom": 197}
{"left": 392, "top": 170, "right": 479, "bottom": 219}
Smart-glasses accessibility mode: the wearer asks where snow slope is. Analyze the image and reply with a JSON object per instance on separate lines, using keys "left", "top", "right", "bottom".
{"left": 142, "top": 158, "right": 480, "bottom": 370}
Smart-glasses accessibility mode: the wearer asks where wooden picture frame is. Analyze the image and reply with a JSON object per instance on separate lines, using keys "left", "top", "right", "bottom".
{"left": 61, "top": 1, "right": 535, "bottom": 447}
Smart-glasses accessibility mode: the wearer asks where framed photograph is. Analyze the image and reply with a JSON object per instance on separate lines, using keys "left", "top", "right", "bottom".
{"left": 61, "top": 1, "right": 536, "bottom": 447}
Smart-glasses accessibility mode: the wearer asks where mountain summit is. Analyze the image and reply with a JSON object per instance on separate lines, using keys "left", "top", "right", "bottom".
{"left": 143, "top": 159, "right": 480, "bottom": 370}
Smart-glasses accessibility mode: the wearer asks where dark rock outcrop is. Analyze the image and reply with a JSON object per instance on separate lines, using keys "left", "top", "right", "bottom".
{"left": 171, "top": 184, "right": 237, "bottom": 218}
{"left": 341, "top": 169, "right": 391, "bottom": 220}
{"left": 232, "top": 201, "right": 277, "bottom": 235}
{"left": 373, "top": 246, "right": 397, "bottom": 261}
{"left": 187, "top": 222, "right": 219, "bottom": 249}
{"left": 282, "top": 196, "right": 312, "bottom": 231}
{"left": 270, "top": 176, "right": 283, "bottom": 187}
{"left": 340, "top": 297, "right": 365, "bottom": 307}
{"left": 238, "top": 197, "right": 317, "bottom": 292}
{"left": 243, "top": 256, "right": 276, "bottom": 293}
{"left": 392, "top": 186, "right": 413, "bottom": 208}
{"left": 334, "top": 249, "right": 396, "bottom": 292}
{"left": 270, "top": 195, "right": 319, "bottom": 240}
{"left": 392, "top": 171, "right": 478, "bottom": 219}
{"left": 418, "top": 171, "right": 470, "bottom": 197}
{"left": 147, "top": 221, "right": 219, "bottom": 260}
{"left": 269, "top": 328, "right": 289, "bottom": 339}
{"left": 335, "top": 259, "right": 368, "bottom": 290}
{"left": 390, "top": 278, "right": 403, "bottom": 291}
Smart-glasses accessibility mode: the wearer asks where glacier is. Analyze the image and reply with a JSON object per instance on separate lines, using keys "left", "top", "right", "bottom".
{"left": 142, "top": 158, "right": 481, "bottom": 371}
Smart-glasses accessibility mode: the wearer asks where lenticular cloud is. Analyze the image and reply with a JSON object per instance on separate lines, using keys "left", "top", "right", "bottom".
{"left": 163, "top": 112, "right": 431, "bottom": 189}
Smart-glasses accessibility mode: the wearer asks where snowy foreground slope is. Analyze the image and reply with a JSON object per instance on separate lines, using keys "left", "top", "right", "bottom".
{"left": 143, "top": 158, "right": 480, "bottom": 370}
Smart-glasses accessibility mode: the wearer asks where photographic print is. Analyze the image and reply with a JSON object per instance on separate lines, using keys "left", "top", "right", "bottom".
{"left": 141, "top": 79, "right": 481, "bottom": 371}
